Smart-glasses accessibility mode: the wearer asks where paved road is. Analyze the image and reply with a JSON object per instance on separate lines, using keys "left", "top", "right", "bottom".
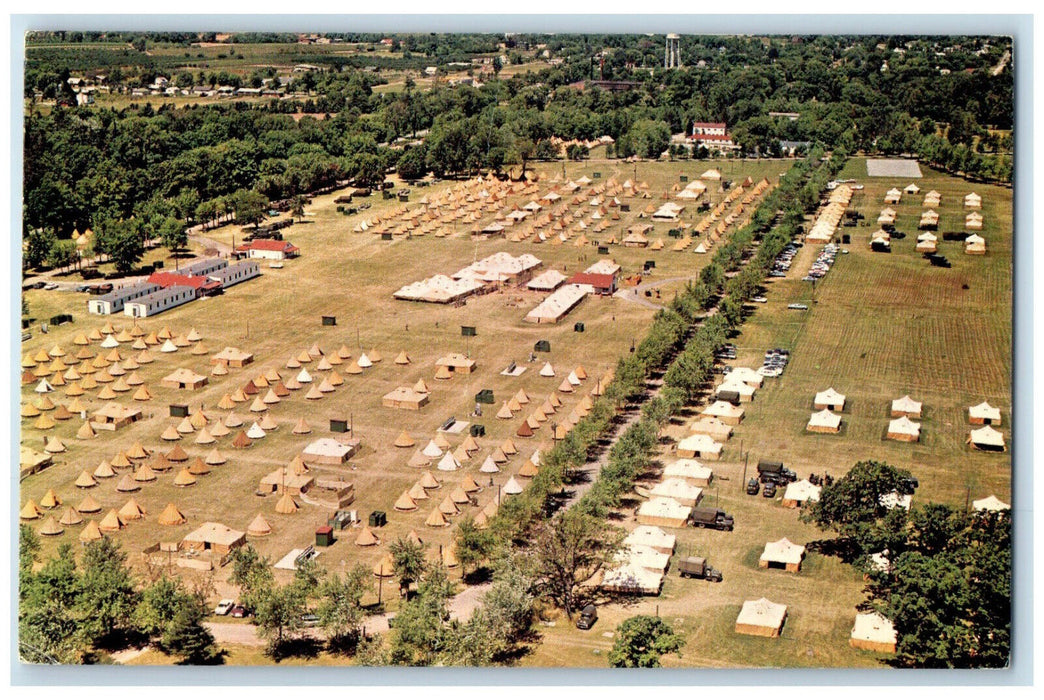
{"left": 613, "top": 275, "right": 695, "bottom": 310}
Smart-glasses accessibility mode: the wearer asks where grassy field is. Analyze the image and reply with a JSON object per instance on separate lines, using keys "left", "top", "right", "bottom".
{"left": 19, "top": 158, "right": 788, "bottom": 614}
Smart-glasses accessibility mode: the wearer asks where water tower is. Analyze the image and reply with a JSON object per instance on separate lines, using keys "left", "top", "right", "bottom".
{"left": 665, "top": 33, "right": 681, "bottom": 69}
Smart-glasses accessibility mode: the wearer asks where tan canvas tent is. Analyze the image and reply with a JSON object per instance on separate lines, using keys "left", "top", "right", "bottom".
{"left": 735, "top": 598, "right": 788, "bottom": 637}
{"left": 247, "top": 513, "right": 272, "bottom": 536}
{"left": 850, "top": 612, "right": 897, "bottom": 653}
{"left": 759, "top": 537, "right": 806, "bottom": 573}
{"left": 807, "top": 409, "right": 842, "bottom": 433}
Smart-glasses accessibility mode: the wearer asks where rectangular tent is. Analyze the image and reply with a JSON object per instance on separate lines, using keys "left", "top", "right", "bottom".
{"left": 382, "top": 387, "right": 430, "bottom": 410}
{"left": 735, "top": 598, "right": 788, "bottom": 638}
{"left": 649, "top": 478, "right": 704, "bottom": 507}
{"left": 850, "top": 612, "right": 897, "bottom": 653}
{"left": 807, "top": 409, "right": 842, "bottom": 433}
{"left": 663, "top": 459, "right": 713, "bottom": 487}
{"left": 302, "top": 437, "right": 360, "bottom": 465}
{"left": 181, "top": 522, "right": 247, "bottom": 556}
{"left": 636, "top": 497, "right": 692, "bottom": 528}
{"left": 676, "top": 434, "right": 724, "bottom": 460}
{"left": 781, "top": 480, "right": 822, "bottom": 508}
{"left": 161, "top": 368, "right": 209, "bottom": 390}
{"left": 759, "top": 537, "right": 806, "bottom": 573}
{"left": 623, "top": 525, "right": 677, "bottom": 556}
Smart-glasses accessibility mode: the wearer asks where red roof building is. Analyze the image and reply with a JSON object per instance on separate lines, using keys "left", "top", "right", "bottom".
{"left": 567, "top": 272, "right": 617, "bottom": 295}
{"left": 146, "top": 272, "right": 222, "bottom": 296}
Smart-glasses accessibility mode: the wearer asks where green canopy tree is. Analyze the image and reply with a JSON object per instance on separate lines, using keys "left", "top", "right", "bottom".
{"left": 607, "top": 615, "right": 684, "bottom": 668}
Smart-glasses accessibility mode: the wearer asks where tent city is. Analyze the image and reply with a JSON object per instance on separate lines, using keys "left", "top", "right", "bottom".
{"left": 17, "top": 29, "right": 1012, "bottom": 669}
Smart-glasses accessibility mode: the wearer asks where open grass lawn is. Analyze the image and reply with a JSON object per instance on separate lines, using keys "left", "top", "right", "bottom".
{"left": 19, "top": 159, "right": 789, "bottom": 625}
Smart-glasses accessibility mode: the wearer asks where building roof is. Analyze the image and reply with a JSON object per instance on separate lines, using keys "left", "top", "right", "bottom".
{"left": 760, "top": 537, "right": 806, "bottom": 565}
{"left": 600, "top": 563, "right": 664, "bottom": 593}
{"left": 567, "top": 272, "right": 616, "bottom": 288}
{"left": 147, "top": 272, "right": 221, "bottom": 291}
{"left": 162, "top": 368, "right": 207, "bottom": 385}
{"left": 584, "top": 259, "right": 621, "bottom": 276}
{"left": 527, "top": 269, "right": 568, "bottom": 290}
{"left": 701, "top": 400, "right": 744, "bottom": 419}
{"left": 303, "top": 437, "right": 357, "bottom": 458}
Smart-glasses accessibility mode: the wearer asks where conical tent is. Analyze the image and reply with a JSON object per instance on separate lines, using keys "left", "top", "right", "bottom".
{"left": 419, "top": 471, "right": 442, "bottom": 489}
{"left": 516, "top": 421, "right": 534, "bottom": 438}
{"left": 422, "top": 440, "right": 444, "bottom": 458}
{"left": 373, "top": 554, "right": 395, "bottom": 577}
{"left": 473, "top": 511, "right": 489, "bottom": 530}
{"left": 305, "top": 385, "right": 324, "bottom": 400}
{"left": 79, "top": 520, "right": 103, "bottom": 542}
{"left": 250, "top": 397, "right": 268, "bottom": 412}
{"left": 39, "top": 515, "right": 64, "bottom": 536}
{"left": 409, "top": 482, "right": 430, "bottom": 501}
{"left": 173, "top": 468, "right": 197, "bottom": 487}
{"left": 437, "top": 452, "right": 461, "bottom": 472}
{"left": 394, "top": 431, "right": 416, "bottom": 448}
{"left": 275, "top": 493, "right": 298, "bottom": 514}
{"left": 461, "top": 474, "right": 481, "bottom": 493}
{"left": 212, "top": 362, "right": 229, "bottom": 377}
{"left": 161, "top": 425, "right": 182, "bottom": 441}
{"left": 368, "top": 349, "right": 382, "bottom": 363}
{"left": 246, "top": 422, "right": 267, "bottom": 439}
{"left": 195, "top": 427, "right": 216, "bottom": 445}
{"left": 434, "top": 365, "right": 452, "bottom": 380}
{"left": 503, "top": 476, "right": 524, "bottom": 495}
{"left": 337, "top": 345, "right": 352, "bottom": 360}
{"left": 297, "top": 349, "right": 313, "bottom": 364}
{"left": 425, "top": 508, "right": 449, "bottom": 528}
{"left": 160, "top": 339, "right": 178, "bottom": 353}
{"left": 166, "top": 444, "right": 189, "bottom": 462}
{"left": 558, "top": 378, "right": 574, "bottom": 393}
{"left": 126, "top": 441, "right": 150, "bottom": 460}
{"left": 518, "top": 459, "right": 539, "bottom": 478}
{"left": 134, "top": 463, "right": 157, "bottom": 482}
{"left": 413, "top": 379, "right": 430, "bottom": 394}
{"left": 225, "top": 412, "right": 244, "bottom": 427}
{"left": 188, "top": 457, "right": 211, "bottom": 475}
{"left": 99, "top": 509, "right": 124, "bottom": 532}
{"left": 189, "top": 410, "right": 210, "bottom": 429}
{"left": 115, "top": 475, "right": 140, "bottom": 492}
{"left": 132, "top": 338, "right": 148, "bottom": 350}
{"left": 452, "top": 444, "right": 471, "bottom": 464}
{"left": 118, "top": 498, "right": 146, "bottom": 520}
{"left": 355, "top": 526, "right": 379, "bottom": 547}
{"left": 284, "top": 377, "right": 302, "bottom": 390}
{"left": 345, "top": 360, "right": 363, "bottom": 375}
{"left": 247, "top": 513, "right": 272, "bottom": 537}
{"left": 273, "top": 381, "right": 291, "bottom": 396}
{"left": 433, "top": 434, "right": 451, "bottom": 449}
{"left": 94, "top": 461, "right": 116, "bottom": 479}
{"left": 75, "top": 470, "right": 97, "bottom": 488}
{"left": 296, "top": 368, "right": 313, "bottom": 384}
{"left": 407, "top": 530, "right": 424, "bottom": 546}
{"left": 158, "top": 502, "right": 187, "bottom": 526}
{"left": 438, "top": 495, "right": 460, "bottom": 516}
{"left": 316, "top": 356, "right": 333, "bottom": 371}
{"left": 20, "top": 500, "right": 42, "bottom": 520}
{"left": 174, "top": 418, "right": 194, "bottom": 434}
{"left": 490, "top": 447, "right": 508, "bottom": 463}
{"left": 40, "top": 488, "right": 62, "bottom": 509}
{"left": 292, "top": 418, "right": 312, "bottom": 435}
{"left": 59, "top": 506, "right": 83, "bottom": 526}
{"left": 77, "top": 493, "right": 102, "bottom": 512}
{"left": 35, "top": 413, "right": 57, "bottom": 431}
{"left": 327, "top": 354, "right": 343, "bottom": 366}
{"left": 259, "top": 414, "right": 279, "bottom": 431}
{"left": 132, "top": 385, "right": 153, "bottom": 401}
{"left": 513, "top": 389, "right": 530, "bottom": 405}
{"left": 408, "top": 450, "right": 432, "bottom": 468}
{"left": 53, "top": 404, "right": 73, "bottom": 421}
{"left": 394, "top": 491, "right": 418, "bottom": 511}
{"left": 450, "top": 487, "right": 471, "bottom": 504}
{"left": 357, "top": 353, "right": 373, "bottom": 369}
{"left": 285, "top": 357, "right": 301, "bottom": 369}
{"left": 317, "top": 378, "right": 336, "bottom": 393}
{"left": 479, "top": 456, "right": 500, "bottom": 474}
{"left": 205, "top": 448, "right": 227, "bottom": 465}
{"left": 461, "top": 435, "right": 480, "bottom": 453}
{"left": 394, "top": 351, "right": 411, "bottom": 365}
{"left": 232, "top": 430, "right": 252, "bottom": 449}
{"left": 326, "top": 371, "right": 344, "bottom": 387}
{"left": 539, "top": 362, "right": 555, "bottom": 377}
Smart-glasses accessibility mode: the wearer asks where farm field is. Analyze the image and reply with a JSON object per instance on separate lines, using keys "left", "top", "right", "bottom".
{"left": 19, "top": 158, "right": 788, "bottom": 617}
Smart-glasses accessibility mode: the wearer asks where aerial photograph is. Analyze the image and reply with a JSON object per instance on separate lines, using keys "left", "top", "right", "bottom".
{"left": 16, "top": 27, "right": 1013, "bottom": 672}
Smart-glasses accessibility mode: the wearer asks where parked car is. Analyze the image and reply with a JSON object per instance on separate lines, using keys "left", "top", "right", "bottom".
{"left": 787, "top": 303, "right": 809, "bottom": 310}
{"left": 752, "top": 296, "right": 768, "bottom": 303}
{"left": 43, "top": 282, "right": 59, "bottom": 290}
{"left": 576, "top": 604, "right": 598, "bottom": 630}
{"left": 214, "top": 599, "right": 235, "bottom": 616}
{"left": 230, "top": 605, "right": 250, "bottom": 618}
{"left": 762, "top": 482, "right": 778, "bottom": 498}
{"left": 300, "top": 613, "right": 320, "bottom": 627}
{"left": 746, "top": 478, "right": 761, "bottom": 496}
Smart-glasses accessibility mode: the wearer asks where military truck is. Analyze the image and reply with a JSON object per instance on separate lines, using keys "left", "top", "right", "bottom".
{"left": 677, "top": 556, "right": 723, "bottom": 582}
{"left": 746, "top": 478, "right": 761, "bottom": 496}
{"left": 690, "top": 507, "right": 734, "bottom": 531}
{"left": 757, "top": 460, "right": 797, "bottom": 485}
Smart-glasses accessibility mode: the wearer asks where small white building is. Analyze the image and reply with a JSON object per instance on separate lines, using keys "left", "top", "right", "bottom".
{"left": 123, "top": 286, "right": 195, "bottom": 318}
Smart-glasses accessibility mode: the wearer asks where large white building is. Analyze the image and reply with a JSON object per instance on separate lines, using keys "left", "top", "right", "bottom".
{"left": 123, "top": 286, "right": 195, "bottom": 318}
{"left": 209, "top": 260, "right": 261, "bottom": 288}
{"left": 88, "top": 282, "right": 162, "bottom": 315}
